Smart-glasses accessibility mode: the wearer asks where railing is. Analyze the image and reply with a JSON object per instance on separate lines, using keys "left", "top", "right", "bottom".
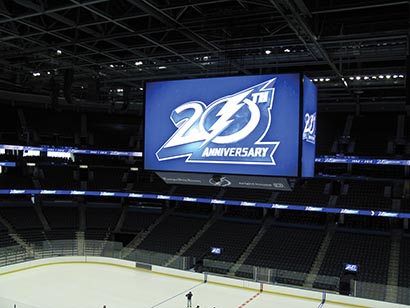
{"left": 0, "top": 241, "right": 409, "bottom": 306}
{"left": 202, "top": 258, "right": 410, "bottom": 306}
{"left": 0, "top": 240, "right": 194, "bottom": 271}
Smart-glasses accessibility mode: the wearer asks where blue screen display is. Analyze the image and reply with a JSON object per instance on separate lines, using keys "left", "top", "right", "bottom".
{"left": 301, "top": 76, "right": 317, "bottom": 177}
{"left": 344, "top": 263, "right": 359, "bottom": 272}
{"left": 211, "top": 247, "right": 222, "bottom": 254}
{"left": 145, "top": 74, "right": 301, "bottom": 176}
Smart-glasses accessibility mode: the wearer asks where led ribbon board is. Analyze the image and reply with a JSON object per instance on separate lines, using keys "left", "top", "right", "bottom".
{"left": 145, "top": 74, "right": 316, "bottom": 177}
{"left": 0, "top": 144, "right": 142, "bottom": 157}
{"left": 315, "top": 156, "right": 410, "bottom": 166}
{"left": 0, "top": 189, "right": 408, "bottom": 219}
{"left": 0, "top": 162, "right": 16, "bottom": 167}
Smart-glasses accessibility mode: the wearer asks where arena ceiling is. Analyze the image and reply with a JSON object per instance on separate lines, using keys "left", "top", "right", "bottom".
{"left": 0, "top": 0, "right": 408, "bottom": 111}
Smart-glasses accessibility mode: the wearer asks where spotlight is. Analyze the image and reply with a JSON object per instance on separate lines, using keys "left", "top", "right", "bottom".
{"left": 265, "top": 50, "right": 271, "bottom": 55}
{"left": 135, "top": 61, "right": 143, "bottom": 66}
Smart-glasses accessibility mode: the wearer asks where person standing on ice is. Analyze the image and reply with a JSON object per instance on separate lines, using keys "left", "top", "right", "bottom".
{"left": 186, "top": 291, "right": 193, "bottom": 307}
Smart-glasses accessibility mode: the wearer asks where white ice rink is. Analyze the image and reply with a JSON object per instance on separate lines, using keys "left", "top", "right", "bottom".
{"left": 0, "top": 261, "right": 405, "bottom": 308}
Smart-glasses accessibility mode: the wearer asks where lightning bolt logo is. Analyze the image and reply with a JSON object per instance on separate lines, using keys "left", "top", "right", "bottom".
{"left": 200, "top": 89, "right": 252, "bottom": 147}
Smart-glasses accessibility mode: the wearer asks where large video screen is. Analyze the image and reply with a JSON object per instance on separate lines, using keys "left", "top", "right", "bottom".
{"left": 301, "top": 76, "right": 317, "bottom": 177}
{"left": 145, "top": 74, "right": 315, "bottom": 177}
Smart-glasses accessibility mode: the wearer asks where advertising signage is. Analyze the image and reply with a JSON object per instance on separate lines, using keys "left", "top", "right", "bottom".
{"left": 145, "top": 74, "right": 316, "bottom": 177}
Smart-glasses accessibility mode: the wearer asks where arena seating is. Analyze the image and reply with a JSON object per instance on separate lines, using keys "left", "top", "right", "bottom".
{"left": 274, "top": 179, "right": 330, "bottom": 206}
{"left": 398, "top": 236, "right": 410, "bottom": 288}
{"left": 350, "top": 114, "right": 396, "bottom": 156}
{"left": 23, "top": 108, "right": 79, "bottom": 146}
{"left": 133, "top": 172, "right": 170, "bottom": 194}
{"left": 183, "top": 219, "right": 260, "bottom": 263}
{"left": 222, "top": 188, "right": 273, "bottom": 203}
{"left": 315, "top": 112, "right": 348, "bottom": 155}
{"left": 120, "top": 207, "right": 161, "bottom": 233}
{"left": 315, "top": 230, "right": 390, "bottom": 286}
{"left": 44, "top": 229, "right": 77, "bottom": 241}
{"left": 240, "top": 225, "right": 324, "bottom": 274}
{"left": 223, "top": 206, "right": 264, "bottom": 221}
{"left": 400, "top": 198, "right": 410, "bottom": 212}
{"left": 174, "top": 201, "right": 213, "bottom": 216}
{"left": 0, "top": 205, "right": 43, "bottom": 230}
{"left": 40, "top": 166, "right": 78, "bottom": 189}
{"left": 87, "top": 112, "right": 139, "bottom": 150}
{"left": 0, "top": 105, "right": 20, "bottom": 143}
{"left": 88, "top": 167, "right": 126, "bottom": 190}
{"left": 352, "top": 165, "right": 405, "bottom": 179}
{"left": 18, "top": 229, "right": 46, "bottom": 243}
{"left": 137, "top": 214, "right": 207, "bottom": 254}
{"left": 336, "top": 180, "right": 392, "bottom": 210}
{"left": 42, "top": 203, "right": 79, "bottom": 229}
{"left": 276, "top": 210, "right": 327, "bottom": 226}
{"left": 341, "top": 215, "right": 391, "bottom": 231}
{"left": 0, "top": 167, "right": 34, "bottom": 189}
{"left": 172, "top": 185, "right": 221, "bottom": 200}
{"left": 0, "top": 222, "right": 18, "bottom": 247}
{"left": 398, "top": 236, "right": 410, "bottom": 304}
{"left": 86, "top": 203, "right": 121, "bottom": 231}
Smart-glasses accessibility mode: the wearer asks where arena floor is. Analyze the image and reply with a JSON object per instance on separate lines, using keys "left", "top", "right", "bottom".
{"left": 0, "top": 262, "right": 397, "bottom": 308}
